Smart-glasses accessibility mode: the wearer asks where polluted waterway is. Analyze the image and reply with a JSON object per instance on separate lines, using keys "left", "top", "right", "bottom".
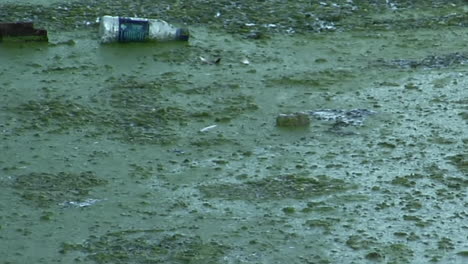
{"left": 0, "top": 0, "right": 467, "bottom": 263}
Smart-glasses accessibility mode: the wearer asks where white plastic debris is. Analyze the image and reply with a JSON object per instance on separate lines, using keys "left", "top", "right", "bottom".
{"left": 199, "top": 125, "right": 217, "bottom": 132}
{"left": 60, "top": 198, "right": 101, "bottom": 208}
{"left": 241, "top": 58, "right": 250, "bottom": 65}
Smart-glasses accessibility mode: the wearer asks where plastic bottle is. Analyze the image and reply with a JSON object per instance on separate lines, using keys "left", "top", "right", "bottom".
{"left": 99, "top": 15, "right": 189, "bottom": 43}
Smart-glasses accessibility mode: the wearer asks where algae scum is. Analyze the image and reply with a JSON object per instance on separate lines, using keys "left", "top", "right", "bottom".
{"left": 1, "top": 0, "right": 467, "bottom": 263}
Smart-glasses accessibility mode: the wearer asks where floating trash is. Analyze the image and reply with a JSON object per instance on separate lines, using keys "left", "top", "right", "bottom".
{"left": 199, "top": 124, "right": 217, "bottom": 132}
{"left": 60, "top": 198, "right": 102, "bottom": 208}
{"left": 0, "top": 22, "right": 48, "bottom": 42}
{"left": 276, "top": 109, "right": 375, "bottom": 130}
{"left": 276, "top": 112, "right": 311, "bottom": 127}
{"left": 99, "top": 15, "right": 189, "bottom": 43}
{"left": 199, "top": 56, "right": 221, "bottom": 64}
{"left": 309, "top": 109, "right": 376, "bottom": 126}
{"left": 308, "top": 109, "right": 377, "bottom": 135}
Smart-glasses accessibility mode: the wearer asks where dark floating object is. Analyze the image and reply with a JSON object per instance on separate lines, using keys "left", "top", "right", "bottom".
{"left": 0, "top": 22, "right": 48, "bottom": 42}
{"left": 276, "top": 112, "right": 311, "bottom": 127}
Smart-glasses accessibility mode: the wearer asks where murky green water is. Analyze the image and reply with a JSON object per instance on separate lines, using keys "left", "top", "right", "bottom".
{"left": 1, "top": 1, "right": 467, "bottom": 263}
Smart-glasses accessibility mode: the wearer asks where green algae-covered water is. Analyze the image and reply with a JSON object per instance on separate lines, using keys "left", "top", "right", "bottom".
{"left": 1, "top": 1, "right": 467, "bottom": 263}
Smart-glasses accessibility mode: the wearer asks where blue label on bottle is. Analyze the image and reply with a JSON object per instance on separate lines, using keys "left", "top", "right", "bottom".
{"left": 118, "top": 17, "right": 149, "bottom": 42}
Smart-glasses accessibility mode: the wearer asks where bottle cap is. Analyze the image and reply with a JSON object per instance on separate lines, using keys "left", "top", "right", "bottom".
{"left": 175, "top": 28, "right": 189, "bottom": 41}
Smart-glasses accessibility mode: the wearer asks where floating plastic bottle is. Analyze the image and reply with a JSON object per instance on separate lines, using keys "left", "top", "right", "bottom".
{"left": 99, "top": 15, "right": 189, "bottom": 43}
